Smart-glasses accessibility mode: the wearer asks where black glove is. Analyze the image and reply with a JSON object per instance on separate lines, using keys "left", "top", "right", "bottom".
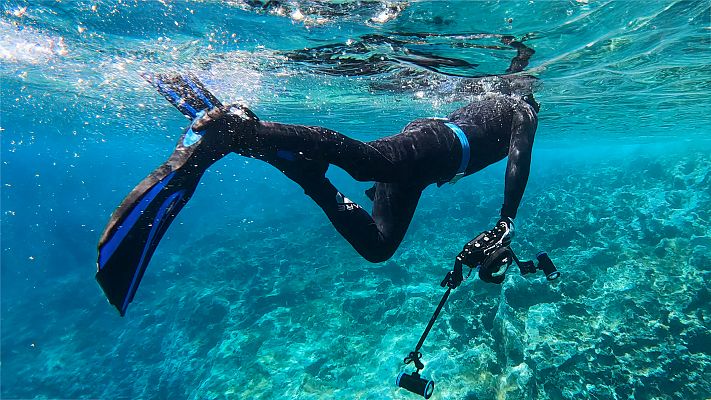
{"left": 457, "top": 218, "right": 514, "bottom": 284}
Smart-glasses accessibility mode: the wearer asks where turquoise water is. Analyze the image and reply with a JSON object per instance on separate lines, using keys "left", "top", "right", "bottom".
{"left": 1, "top": 1, "right": 710, "bottom": 399}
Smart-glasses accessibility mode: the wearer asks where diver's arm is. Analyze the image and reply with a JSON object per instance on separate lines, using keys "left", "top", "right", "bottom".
{"left": 453, "top": 109, "right": 537, "bottom": 284}
{"left": 500, "top": 108, "right": 537, "bottom": 220}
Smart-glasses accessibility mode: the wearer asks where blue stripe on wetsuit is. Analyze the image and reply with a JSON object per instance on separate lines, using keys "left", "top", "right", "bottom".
{"left": 444, "top": 122, "right": 470, "bottom": 183}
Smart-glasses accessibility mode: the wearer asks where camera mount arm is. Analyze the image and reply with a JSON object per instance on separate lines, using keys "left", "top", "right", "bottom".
{"left": 403, "top": 257, "right": 472, "bottom": 372}
{"left": 397, "top": 247, "right": 559, "bottom": 399}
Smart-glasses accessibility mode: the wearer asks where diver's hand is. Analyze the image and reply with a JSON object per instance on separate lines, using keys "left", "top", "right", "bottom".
{"left": 457, "top": 217, "right": 514, "bottom": 268}
{"left": 191, "top": 103, "right": 259, "bottom": 132}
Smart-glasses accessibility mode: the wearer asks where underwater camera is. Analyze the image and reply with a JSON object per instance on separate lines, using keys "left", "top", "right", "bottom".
{"left": 396, "top": 371, "right": 434, "bottom": 399}
{"left": 395, "top": 247, "right": 560, "bottom": 398}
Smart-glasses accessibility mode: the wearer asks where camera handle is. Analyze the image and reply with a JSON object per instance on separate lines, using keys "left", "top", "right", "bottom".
{"left": 403, "top": 286, "right": 450, "bottom": 372}
{"left": 511, "top": 250, "right": 561, "bottom": 280}
{"left": 402, "top": 246, "right": 532, "bottom": 373}
{"left": 405, "top": 246, "right": 542, "bottom": 368}
{"left": 509, "top": 251, "right": 536, "bottom": 274}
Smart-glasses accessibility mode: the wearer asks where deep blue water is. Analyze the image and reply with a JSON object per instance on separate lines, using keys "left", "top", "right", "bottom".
{"left": 1, "top": 1, "right": 710, "bottom": 399}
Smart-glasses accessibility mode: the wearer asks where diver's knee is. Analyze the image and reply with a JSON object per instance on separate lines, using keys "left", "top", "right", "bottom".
{"left": 361, "top": 246, "right": 397, "bottom": 263}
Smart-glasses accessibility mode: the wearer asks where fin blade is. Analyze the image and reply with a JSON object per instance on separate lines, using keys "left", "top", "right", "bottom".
{"left": 142, "top": 73, "right": 223, "bottom": 119}
{"left": 96, "top": 172, "right": 197, "bottom": 316}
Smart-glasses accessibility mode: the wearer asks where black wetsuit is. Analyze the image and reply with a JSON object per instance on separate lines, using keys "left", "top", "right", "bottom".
{"left": 96, "top": 43, "right": 539, "bottom": 315}
{"left": 206, "top": 93, "right": 537, "bottom": 262}
{"left": 100, "top": 93, "right": 538, "bottom": 265}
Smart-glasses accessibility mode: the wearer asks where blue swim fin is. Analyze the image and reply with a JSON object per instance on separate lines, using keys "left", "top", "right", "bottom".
{"left": 96, "top": 170, "right": 199, "bottom": 316}
{"left": 97, "top": 73, "right": 224, "bottom": 316}
{"left": 142, "top": 72, "right": 223, "bottom": 119}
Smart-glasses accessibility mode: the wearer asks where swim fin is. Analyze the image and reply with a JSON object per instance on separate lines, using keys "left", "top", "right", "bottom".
{"left": 96, "top": 73, "right": 224, "bottom": 316}
{"left": 96, "top": 168, "right": 200, "bottom": 316}
{"left": 142, "top": 72, "right": 223, "bottom": 119}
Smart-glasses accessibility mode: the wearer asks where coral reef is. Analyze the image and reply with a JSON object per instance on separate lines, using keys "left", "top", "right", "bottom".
{"left": 2, "top": 149, "right": 709, "bottom": 399}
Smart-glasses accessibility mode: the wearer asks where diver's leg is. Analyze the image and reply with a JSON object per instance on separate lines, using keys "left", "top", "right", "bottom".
{"left": 304, "top": 179, "right": 423, "bottom": 263}
{"left": 194, "top": 106, "right": 459, "bottom": 185}
{"left": 195, "top": 111, "right": 399, "bottom": 182}
{"left": 370, "top": 182, "right": 424, "bottom": 257}
{"left": 251, "top": 122, "right": 401, "bottom": 182}
{"left": 248, "top": 118, "right": 462, "bottom": 185}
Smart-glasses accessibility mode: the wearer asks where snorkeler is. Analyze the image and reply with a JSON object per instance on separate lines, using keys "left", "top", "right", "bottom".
{"left": 96, "top": 73, "right": 538, "bottom": 315}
